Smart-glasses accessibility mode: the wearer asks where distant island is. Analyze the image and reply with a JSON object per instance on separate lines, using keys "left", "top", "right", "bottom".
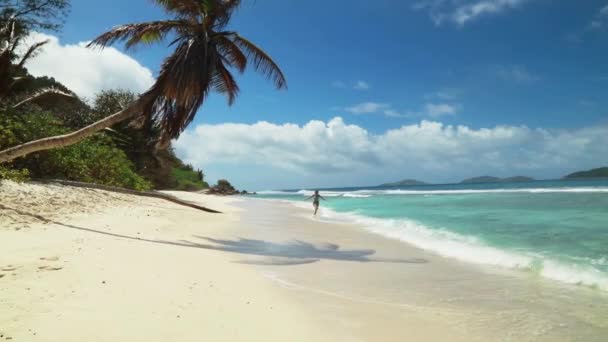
{"left": 459, "top": 176, "right": 534, "bottom": 184}
{"left": 379, "top": 179, "right": 427, "bottom": 187}
{"left": 564, "top": 167, "right": 608, "bottom": 179}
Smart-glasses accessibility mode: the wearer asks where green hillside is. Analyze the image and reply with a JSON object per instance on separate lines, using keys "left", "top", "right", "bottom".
{"left": 564, "top": 167, "right": 608, "bottom": 179}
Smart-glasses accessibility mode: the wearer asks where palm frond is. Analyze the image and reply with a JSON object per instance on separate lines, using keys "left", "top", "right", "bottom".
{"left": 138, "top": 38, "right": 213, "bottom": 147}
{"left": 17, "top": 39, "right": 48, "bottom": 68}
{"left": 211, "top": 58, "right": 239, "bottom": 105}
{"left": 87, "top": 20, "right": 188, "bottom": 50}
{"left": 153, "top": 0, "right": 202, "bottom": 17}
{"left": 232, "top": 34, "right": 287, "bottom": 89}
{"left": 214, "top": 34, "right": 246, "bottom": 72}
{"left": 12, "top": 88, "right": 77, "bottom": 109}
{"left": 204, "top": 0, "right": 241, "bottom": 29}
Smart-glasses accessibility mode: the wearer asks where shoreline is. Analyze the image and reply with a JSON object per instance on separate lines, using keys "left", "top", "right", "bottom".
{"left": 234, "top": 197, "right": 608, "bottom": 340}
{"left": 2, "top": 182, "right": 608, "bottom": 340}
{"left": 269, "top": 197, "right": 608, "bottom": 292}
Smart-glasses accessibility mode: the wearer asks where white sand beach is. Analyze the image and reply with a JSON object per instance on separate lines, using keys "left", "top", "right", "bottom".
{"left": 2, "top": 181, "right": 608, "bottom": 341}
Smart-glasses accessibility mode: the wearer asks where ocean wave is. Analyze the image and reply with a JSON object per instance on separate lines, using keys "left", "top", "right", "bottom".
{"left": 258, "top": 187, "right": 608, "bottom": 197}
{"left": 342, "top": 194, "right": 372, "bottom": 198}
{"left": 256, "top": 190, "right": 298, "bottom": 195}
{"left": 297, "top": 204, "right": 608, "bottom": 291}
{"left": 359, "top": 188, "right": 608, "bottom": 195}
{"left": 258, "top": 190, "right": 371, "bottom": 198}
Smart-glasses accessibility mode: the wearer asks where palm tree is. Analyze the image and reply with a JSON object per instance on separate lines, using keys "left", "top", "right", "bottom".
{"left": 0, "top": 0, "right": 286, "bottom": 163}
{"left": 0, "top": 17, "right": 75, "bottom": 108}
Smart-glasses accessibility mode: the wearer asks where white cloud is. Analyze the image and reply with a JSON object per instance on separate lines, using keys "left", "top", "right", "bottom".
{"left": 424, "top": 103, "right": 458, "bottom": 118}
{"left": 354, "top": 80, "right": 370, "bottom": 90}
{"left": 495, "top": 65, "right": 540, "bottom": 82}
{"left": 590, "top": 4, "right": 608, "bottom": 30}
{"left": 20, "top": 32, "right": 155, "bottom": 99}
{"left": 344, "top": 101, "right": 460, "bottom": 118}
{"left": 333, "top": 80, "right": 371, "bottom": 90}
{"left": 415, "top": 0, "right": 531, "bottom": 26}
{"left": 591, "top": 20, "right": 603, "bottom": 29}
{"left": 174, "top": 117, "right": 608, "bottom": 188}
{"left": 345, "top": 102, "right": 389, "bottom": 114}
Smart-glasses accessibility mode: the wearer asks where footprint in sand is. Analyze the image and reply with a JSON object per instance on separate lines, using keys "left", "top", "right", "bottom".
{"left": 38, "top": 266, "right": 63, "bottom": 271}
{"left": 40, "top": 256, "right": 60, "bottom": 262}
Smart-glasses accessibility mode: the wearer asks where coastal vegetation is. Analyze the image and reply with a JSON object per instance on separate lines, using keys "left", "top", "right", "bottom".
{"left": 0, "top": 0, "right": 285, "bottom": 191}
{"left": 564, "top": 167, "right": 608, "bottom": 179}
{"left": 379, "top": 176, "right": 535, "bottom": 187}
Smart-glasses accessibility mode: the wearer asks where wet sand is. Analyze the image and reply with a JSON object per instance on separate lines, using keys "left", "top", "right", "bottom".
{"left": 234, "top": 199, "right": 608, "bottom": 341}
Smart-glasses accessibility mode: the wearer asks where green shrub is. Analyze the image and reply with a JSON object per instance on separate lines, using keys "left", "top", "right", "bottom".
{"left": 40, "top": 138, "right": 152, "bottom": 191}
{"left": 0, "top": 166, "right": 30, "bottom": 182}
{"left": 1, "top": 109, "right": 151, "bottom": 191}
{"left": 170, "top": 167, "right": 209, "bottom": 191}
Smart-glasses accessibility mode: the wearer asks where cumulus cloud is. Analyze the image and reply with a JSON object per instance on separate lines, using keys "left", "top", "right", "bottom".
{"left": 414, "top": 0, "right": 531, "bottom": 26}
{"left": 20, "top": 32, "right": 155, "bottom": 99}
{"left": 174, "top": 117, "right": 608, "bottom": 187}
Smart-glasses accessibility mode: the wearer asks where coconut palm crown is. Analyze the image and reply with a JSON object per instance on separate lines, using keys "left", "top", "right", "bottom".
{"left": 88, "top": 0, "right": 287, "bottom": 146}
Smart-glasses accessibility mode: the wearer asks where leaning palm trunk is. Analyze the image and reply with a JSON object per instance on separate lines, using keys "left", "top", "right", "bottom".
{"left": 0, "top": 101, "right": 142, "bottom": 163}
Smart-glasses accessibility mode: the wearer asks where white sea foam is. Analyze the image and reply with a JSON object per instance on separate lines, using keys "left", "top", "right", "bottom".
{"left": 342, "top": 194, "right": 372, "bottom": 198}
{"left": 258, "top": 190, "right": 370, "bottom": 198}
{"left": 256, "top": 190, "right": 297, "bottom": 195}
{"left": 364, "top": 188, "right": 608, "bottom": 195}
{"left": 258, "top": 187, "right": 608, "bottom": 197}
{"left": 285, "top": 202, "right": 608, "bottom": 291}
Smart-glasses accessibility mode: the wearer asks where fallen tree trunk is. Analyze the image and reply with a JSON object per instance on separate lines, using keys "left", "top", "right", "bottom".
{"left": 35, "top": 179, "right": 222, "bottom": 214}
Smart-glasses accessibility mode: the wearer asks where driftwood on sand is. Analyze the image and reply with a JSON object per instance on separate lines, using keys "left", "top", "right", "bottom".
{"left": 36, "top": 179, "right": 222, "bottom": 214}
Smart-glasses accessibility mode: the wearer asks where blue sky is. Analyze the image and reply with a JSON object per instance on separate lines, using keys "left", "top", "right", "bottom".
{"left": 26, "top": 0, "right": 608, "bottom": 189}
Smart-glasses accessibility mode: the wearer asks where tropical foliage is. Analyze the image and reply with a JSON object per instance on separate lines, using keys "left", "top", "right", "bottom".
{"left": 0, "top": 0, "right": 287, "bottom": 162}
{"left": 0, "top": 95, "right": 152, "bottom": 190}
{"left": 1, "top": 0, "right": 283, "bottom": 190}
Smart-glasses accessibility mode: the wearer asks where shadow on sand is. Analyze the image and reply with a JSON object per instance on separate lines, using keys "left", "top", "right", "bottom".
{"left": 0, "top": 205, "right": 428, "bottom": 266}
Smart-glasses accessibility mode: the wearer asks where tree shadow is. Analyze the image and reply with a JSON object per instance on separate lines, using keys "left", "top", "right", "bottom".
{"left": 171, "top": 236, "right": 427, "bottom": 265}
{"left": 0, "top": 204, "right": 428, "bottom": 266}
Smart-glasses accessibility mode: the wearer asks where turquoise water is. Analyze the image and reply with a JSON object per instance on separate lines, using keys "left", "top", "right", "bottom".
{"left": 256, "top": 179, "right": 608, "bottom": 290}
